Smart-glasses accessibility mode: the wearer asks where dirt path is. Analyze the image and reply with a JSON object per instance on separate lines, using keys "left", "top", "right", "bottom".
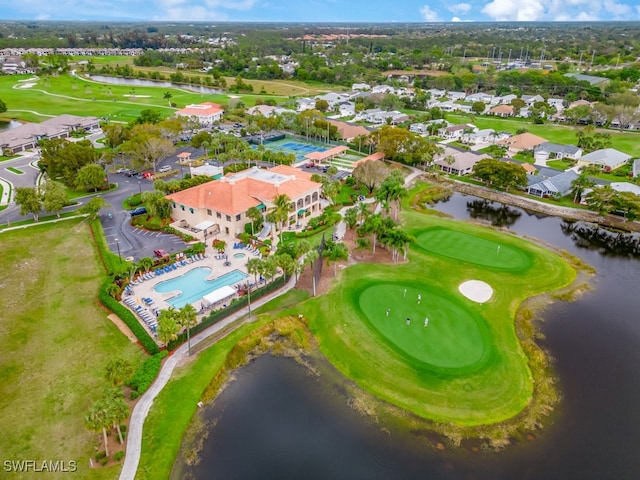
{"left": 108, "top": 314, "right": 138, "bottom": 343}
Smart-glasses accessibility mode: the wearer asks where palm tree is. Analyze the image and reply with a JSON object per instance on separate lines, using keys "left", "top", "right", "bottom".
{"left": 324, "top": 241, "right": 349, "bottom": 276}
{"left": 105, "top": 282, "right": 121, "bottom": 299}
{"left": 571, "top": 173, "right": 595, "bottom": 204}
{"left": 246, "top": 206, "right": 263, "bottom": 236}
{"left": 246, "top": 258, "right": 263, "bottom": 286}
{"left": 178, "top": 304, "right": 198, "bottom": 356}
{"left": 262, "top": 255, "right": 278, "bottom": 284}
{"left": 103, "top": 388, "right": 129, "bottom": 445}
{"left": 157, "top": 308, "right": 179, "bottom": 345}
{"left": 271, "top": 194, "right": 291, "bottom": 246}
{"left": 275, "top": 253, "right": 295, "bottom": 282}
{"left": 105, "top": 359, "right": 134, "bottom": 387}
{"left": 303, "top": 250, "right": 319, "bottom": 297}
{"left": 85, "top": 401, "right": 112, "bottom": 458}
{"left": 138, "top": 257, "right": 154, "bottom": 273}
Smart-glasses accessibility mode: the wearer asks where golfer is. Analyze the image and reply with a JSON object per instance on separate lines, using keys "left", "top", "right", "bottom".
{"left": 406, "top": 317, "right": 411, "bottom": 326}
{"left": 386, "top": 308, "right": 390, "bottom": 317}
{"left": 418, "top": 294, "right": 422, "bottom": 304}
{"left": 424, "top": 317, "right": 429, "bottom": 327}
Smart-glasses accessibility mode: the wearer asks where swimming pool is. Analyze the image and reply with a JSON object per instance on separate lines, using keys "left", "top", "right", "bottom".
{"left": 154, "top": 267, "right": 248, "bottom": 309}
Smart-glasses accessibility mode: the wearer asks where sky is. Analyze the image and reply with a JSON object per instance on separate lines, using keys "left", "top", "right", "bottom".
{"left": 1, "top": 0, "right": 640, "bottom": 23}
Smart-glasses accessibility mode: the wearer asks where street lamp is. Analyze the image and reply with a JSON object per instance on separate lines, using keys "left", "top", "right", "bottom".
{"left": 138, "top": 181, "right": 142, "bottom": 195}
{"left": 115, "top": 238, "right": 122, "bottom": 264}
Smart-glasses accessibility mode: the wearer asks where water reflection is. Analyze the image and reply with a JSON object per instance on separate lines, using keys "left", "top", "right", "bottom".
{"left": 87, "top": 75, "right": 224, "bottom": 95}
{"left": 466, "top": 199, "right": 522, "bottom": 227}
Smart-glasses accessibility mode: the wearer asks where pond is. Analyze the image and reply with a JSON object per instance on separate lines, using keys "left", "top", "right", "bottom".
{"left": 86, "top": 75, "right": 224, "bottom": 95}
{"left": 176, "top": 192, "right": 640, "bottom": 480}
{"left": 0, "top": 119, "right": 21, "bottom": 132}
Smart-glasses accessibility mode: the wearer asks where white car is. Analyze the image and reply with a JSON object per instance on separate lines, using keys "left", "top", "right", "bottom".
{"left": 158, "top": 165, "right": 172, "bottom": 173}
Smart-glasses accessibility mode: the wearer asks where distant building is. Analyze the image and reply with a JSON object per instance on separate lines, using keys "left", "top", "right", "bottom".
{"left": 175, "top": 102, "right": 224, "bottom": 126}
{"left": 497, "top": 132, "right": 548, "bottom": 156}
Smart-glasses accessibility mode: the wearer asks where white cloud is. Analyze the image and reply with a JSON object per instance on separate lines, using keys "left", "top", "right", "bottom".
{"left": 451, "top": 16, "right": 462, "bottom": 21}
{"left": 448, "top": 2, "right": 472, "bottom": 13}
{"left": 204, "top": 0, "right": 258, "bottom": 9}
{"left": 481, "top": 0, "right": 545, "bottom": 21}
{"left": 419, "top": 5, "right": 441, "bottom": 21}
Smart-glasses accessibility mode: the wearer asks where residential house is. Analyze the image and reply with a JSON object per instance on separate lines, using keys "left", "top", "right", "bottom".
{"left": 175, "top": 102, "right": 224, "bottom": 126}
{"left": 446, "top": 91, "right": 466, "bottom": 101}
{"left": 460, "top": 128, "right": 503, "bottom": 146}
{"left": 327, "top": 120, "right": 370, "bottom": 143}
{"left": 547, "top": 98, "right": 565, "bottom": 111}
{"left": 534, "top": 142, "right": 583, "bottom": 161}
{"left": 166, "top": 165, "right": 323, "bottom": 237}
{"left": 409, "top": 123, "right": 429, "bottom": 135}
{"left": 433, "top": 146, "right": 489, "bottom": 176}
{"left": 488, "top": 104, "right": 514, "bottom": 117}
{"left": 495, "top": 94, "right": 517, "bottom": 105}
{"left": 357, "top": 109, "right": 408, "bottom": 125}
{"left": 371, "top": 85, "right": 395, "bottom": 94}
{"left": 466, "top": 93, "right": 493, "bottom": 104}
{"left": 498, "top": 132, "right": 548, "bottom": 156}
{"left": 0, "top": 114, "right": 100, "bottom": 155}
{"left": 564, "top": 73, "right": 609, "bottom": 87}
{"left": 609, "top": 182, "right": 640, "bottom": 196}
{"left": 567, "top": 99, "right": 593, "bottom": 110}
{"left": 425, "top": 88, "right": 446, "bottom": 99}
{"left": 521, "top": 94, "right": 544, "bottom": 106}
{"left": 438, "top": 124, "right": 476, "bottom": 140}
{"left": 295, "top": 97, "right": 315, "bottom": 112}
{"left": 351, "top": 83, "right": 371, "bottom": 91}
{"left": 314, "top": 92, "right": 350, "bottom": 109}
{"left": 577, "top": 148, "right": 631, "bottom": 172}
{"left": 246, "top": 105, "right": 277, "bottom": 117}
{"left": 336, "top": 101, "right": 356, "bottom": 117}
{"left": 526, "top": 167, "right": 579, "bottom": 197}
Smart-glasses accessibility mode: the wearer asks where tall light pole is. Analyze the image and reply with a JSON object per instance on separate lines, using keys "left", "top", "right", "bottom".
{"left": 138, "top": 181, "right": 142, "bottom": 195}
{"left": 115, "top": 238, "right": 122, "bottom": 264}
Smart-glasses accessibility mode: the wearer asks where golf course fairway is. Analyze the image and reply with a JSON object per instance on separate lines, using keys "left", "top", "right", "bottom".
{"left": 307, "top": 212, "right": 577, "bottom": 426}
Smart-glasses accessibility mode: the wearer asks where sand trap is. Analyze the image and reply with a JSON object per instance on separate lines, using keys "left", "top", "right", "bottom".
{"left": 123, "top": 94, "right": 151, "bottom": 98}
{"left": 14, "top": 83, "right": 36, "bottom": 89}
{"left": 458, "top": 280, "right": 493, "bottom": 303}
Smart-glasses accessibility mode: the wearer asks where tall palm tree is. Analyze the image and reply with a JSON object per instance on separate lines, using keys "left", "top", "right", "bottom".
{"left": 303, "top": 250, "right": 319, "bottom": 297}
{"left": 178, "top": 304, "right": 198, "bottom": 356}
{"left": 324, "top": 242, "right": 349, "bottom": 276}
{"left": 138, "top": 257, "right": 154, "bottom": 273}
{"left": 571, "top": 173, "right": 595, "bottom": 204}
{"left": 246, "top": 206, "right": 263, "bottom": 236}
{"left": 246, "top": 258, "right": 263, "bottom": 286}
{"left": 157, "top": 308, "right": 179, "bottom": 345}
{"left": 85, "top": 401, "right": 112, "bottom": 458}
{"left": 103, "top": 388, "right": 129, "bottom": 445}
{"left": 271, "top": 194, "right": 291, "bottom": 246}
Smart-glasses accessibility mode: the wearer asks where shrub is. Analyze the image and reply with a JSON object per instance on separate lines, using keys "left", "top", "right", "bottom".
{"left": 95, "top": 451, "right": 107, "bottom": 461}
{"left": 128, "top": 194, "right": 143, "bottom": 207}
{"left": 127, "top": 351, "right": 168, "bottom": 394}
{"left": 98, "top": 278, "right": 159, "bottom": 355}
{"left": 130, "top": 390, "right": 140, "bottom": 400}
{"left": 114, "top": 451, "right": 125, "bottom": 462}
{"left": 100, "top": 458, "right": 108, "bottom": 466}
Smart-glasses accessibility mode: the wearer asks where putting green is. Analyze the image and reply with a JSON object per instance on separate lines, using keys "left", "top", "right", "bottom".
{"left": 415, "top": 227, "right": 533, "bottom": 272}
{"left": 357, "top": 283, "right": 492, "bottom": 372}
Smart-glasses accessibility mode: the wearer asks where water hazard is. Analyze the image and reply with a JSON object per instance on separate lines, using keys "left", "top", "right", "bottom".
{"left": 177, "top": 192, "right": 640, "bottom": 480}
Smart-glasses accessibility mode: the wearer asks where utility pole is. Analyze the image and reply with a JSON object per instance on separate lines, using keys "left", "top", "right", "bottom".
{"left": 578, "top": 51, "right": 584, "bottom": 72}
{"left": 590, "top": 50, "right": 596, "bottom": 70}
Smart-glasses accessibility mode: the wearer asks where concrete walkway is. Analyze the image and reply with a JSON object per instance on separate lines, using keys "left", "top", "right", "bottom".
{"left": 118, "top": 274, "right": 297, "bottom": 480}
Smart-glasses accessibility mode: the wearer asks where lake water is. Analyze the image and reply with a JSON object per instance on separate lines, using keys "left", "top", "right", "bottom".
{"left": 177, "top": 193, "right": 640, "bottom": 480}
{"left": 86, "top": 75, "right": 224, "bottom": 95}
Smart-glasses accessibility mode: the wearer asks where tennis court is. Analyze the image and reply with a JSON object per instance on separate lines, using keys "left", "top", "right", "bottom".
{"left": 261, "top": 139, "right": 329, "bottom": 160}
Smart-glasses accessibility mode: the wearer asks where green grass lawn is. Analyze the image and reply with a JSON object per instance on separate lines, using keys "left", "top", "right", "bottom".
{"left": 0, "top": 219, "right": 146, "bottom": 479}
{"left": 306, "top": 212, "right": 575, "bottom": 426}
{"left": 6, "top": 166, "right": 23, "bottom": 174}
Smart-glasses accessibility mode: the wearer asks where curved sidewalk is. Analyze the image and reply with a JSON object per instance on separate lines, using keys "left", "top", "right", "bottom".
{"left": 119, "top": 275, "right": 297, "bottom": 480}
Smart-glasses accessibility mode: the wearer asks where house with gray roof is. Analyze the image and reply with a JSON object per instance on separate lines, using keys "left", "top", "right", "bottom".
{"left": 577, "top": 148, "right": 631, "bottom": 172}
{"left": 526, "top": 168, "right": 579, "bottom": 198}
{"left": 534, "top": 142, "right": 583, "bottom": 161}
{"left": 433, "top": 146, "right": 489, "bottom": 176}
{"left": 0, "top": 114, "right": 100, "bottom": 155}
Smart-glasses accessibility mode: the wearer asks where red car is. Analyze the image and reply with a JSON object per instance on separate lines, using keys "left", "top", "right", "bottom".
{"left": 153, "top": 249, "right": 169, "bottom": 258}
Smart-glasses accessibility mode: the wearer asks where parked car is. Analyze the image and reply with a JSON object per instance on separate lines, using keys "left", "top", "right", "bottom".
{"left": 129, "top": 207, "right": 147, "bottom": 217}
{"left": 142, "top": 171, "right": 154, "bottom": 178}
{"left": 158, "top": 165, "right": 172, "bottom": 173}
{"left": 125, "top": 170, "right": 138, "bottom": 177}
{"left": 153, "top": 249, "right": 169, "bottom": 258}
{"left": 116, "top": 168, "right": 128, "bottom": 174}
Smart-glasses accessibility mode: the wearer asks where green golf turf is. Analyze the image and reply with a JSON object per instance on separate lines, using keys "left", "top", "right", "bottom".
{"left": 357, "top": 283, "right": 492, "bottom": 372}
{"left": 415, "top": 227, "right": 533, "bottom": 272}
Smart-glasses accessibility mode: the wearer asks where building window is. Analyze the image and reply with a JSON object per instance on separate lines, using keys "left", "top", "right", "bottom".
{"left": 226, "top": 215, "right": 231, "bottom": 222}
{"left": 207, "top": 209, "right": 212, "bottom": 216}
{"left": 181, "top": 205, "right": 185, "bottom": 211}
{"left": 189, "top": 208, "right": 194, "bottom": 214}
{"left": 216, "top": 212, "right": 221, "bottom": 219}
{"left": 235, "top": 214, "right": 241, "bottom": 221}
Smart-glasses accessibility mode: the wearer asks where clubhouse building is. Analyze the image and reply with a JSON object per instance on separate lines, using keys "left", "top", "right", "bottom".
{"left": 166, "top": 165, "right": 323, "bottom": 238}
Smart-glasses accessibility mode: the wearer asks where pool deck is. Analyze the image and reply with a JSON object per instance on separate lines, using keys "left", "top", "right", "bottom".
{"left": 122, "top": 243, "right": 259, "bottom": 334}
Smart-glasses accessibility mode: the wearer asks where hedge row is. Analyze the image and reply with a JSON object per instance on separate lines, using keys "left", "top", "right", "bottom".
{"left": 166, "top": 275, "right": 287, "bottom": 351}
{"left": 99, "top": 278, "right": 160, "bottom": 355}
{"left": 127, "top": 350, "right": 168, "bottom": 398}
{"left": 293, "top": 213, "right": 341, "bottom": 239}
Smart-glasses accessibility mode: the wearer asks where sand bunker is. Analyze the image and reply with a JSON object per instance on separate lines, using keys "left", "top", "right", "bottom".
{"left": 458, "top": 280, "right": 493, "bottom": 303}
